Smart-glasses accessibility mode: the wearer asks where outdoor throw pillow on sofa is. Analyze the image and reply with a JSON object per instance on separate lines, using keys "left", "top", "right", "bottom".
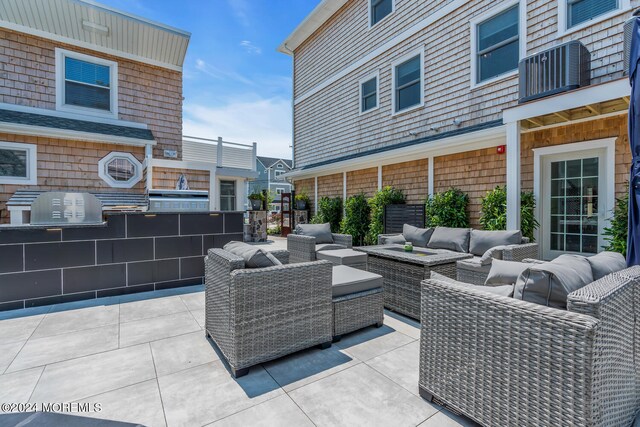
{"left": 587, "top": 251, "right": 626, "bottom": 280}
{"left": 402, "top": 224, "right": 433, "bottom": 247}
{"left": 223, "top": 241, "right": 280, "bottom": 268}
{"left": 513, "top": 254, "right": 594, "bottom": 309}
{"left": 380, "top": 234, "right": 406, "bottom": 245}
{"left": 484, "top": 259, "right": 530, "bottom": 287}
{"left": 428, "top": 227, "right": 471, "bottom": 253}
{"left": 430, "top": 271, "right": 514, "bottom": 297}
{"left": 294, "top": 223, "right": 334, "bottom": 244}
{"left": 469, "top": 230, "right": 522, "bottom": 256}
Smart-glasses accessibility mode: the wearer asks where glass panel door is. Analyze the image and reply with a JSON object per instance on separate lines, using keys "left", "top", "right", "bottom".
{"left": 543, "top": 149, "right": 605, "bottom": 259}
{"left": 220, "top": 180, "right": 236, "bottom": 211}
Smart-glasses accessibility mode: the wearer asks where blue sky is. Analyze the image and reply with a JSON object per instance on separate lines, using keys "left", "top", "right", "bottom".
{"left": 97, "top": 0, "right": 318, "bottom": 158}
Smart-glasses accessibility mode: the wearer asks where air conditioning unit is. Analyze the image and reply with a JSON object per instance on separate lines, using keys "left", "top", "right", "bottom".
{"left": 624, "top": 16, "right": 637, "bottom": 75}
{"left": 518, "top": 41, "right": 590, "bottom": 103}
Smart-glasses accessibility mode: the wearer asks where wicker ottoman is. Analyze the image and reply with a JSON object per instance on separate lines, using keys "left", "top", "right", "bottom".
{"left": 317, "top": 249, "right": 368, "bottom": 270}
{"left": 331, "top": 265, "right": 384, "bottom": 341}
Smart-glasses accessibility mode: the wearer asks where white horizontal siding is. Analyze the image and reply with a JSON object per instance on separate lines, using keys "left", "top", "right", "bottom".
{"left": 182, "top": 140, "right": 217, "bottom": 163}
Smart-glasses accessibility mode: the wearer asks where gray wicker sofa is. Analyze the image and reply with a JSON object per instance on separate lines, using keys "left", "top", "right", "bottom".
{"left": 378, "top": 226, "right": 538, "bottom": 284}
{"left": 419, "top": 265, "right": 640, "bottom": 427}
{"left": 205, "top": 248, "right": 333, "bottom": 378}
{"left": 288, "top": 223, "right": 353, "bottom": 263}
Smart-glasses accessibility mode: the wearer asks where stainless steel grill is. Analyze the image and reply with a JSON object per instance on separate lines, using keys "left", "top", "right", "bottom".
{"left": 31, "top": 192, "right": 103, "bottom": 225}
{"left": 148, "top": 189, "right": 209, "bottom": 212}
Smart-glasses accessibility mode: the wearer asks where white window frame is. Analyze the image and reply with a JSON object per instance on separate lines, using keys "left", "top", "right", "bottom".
{"left": 369, "top": 0, "right": 395, "bottom": 28}
{"left": 391, "top": 48, "right": 424, "bottom": 116}
{"left": 277, "top": 163, "right": 284, "bottom": 168}
{"left": 533, "top": 138, "right": 615, "bottom": 260}
{"left": 274, "top": 169, "right": 286, "bottom": 178}
{"left": 0, "top": 141, "right": 37, "bottom": 185}
{"left": 98, "top": 152, "right": 143, "bottom": 188}
{"left": 359, "top": 71, "right": 380, "bottom": 115}
{"left": 469, "top": 0, "right": 527, "bottom": 89}
{"left": 557, "top": 0, "right": 631, "bottom": 37}
{"left": 276, "top": 187, "right": 285, "bottom": 195}
{"left": 55, "top": 48, "right": 119, "bottom": 119}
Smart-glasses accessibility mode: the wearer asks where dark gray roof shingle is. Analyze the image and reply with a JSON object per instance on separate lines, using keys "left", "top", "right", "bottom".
{"left": 0, "top": 109, "right": 155, "bottom": 141}
{"left": 257, "top": 156, "right": 292, "bottom": 169}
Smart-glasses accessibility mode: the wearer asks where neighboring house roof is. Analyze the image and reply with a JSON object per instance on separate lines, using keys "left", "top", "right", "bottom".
{"left": 0, "top": 0, "right": 191, "bottom": 70}
{"left": 278, "top": 0, "right": 347, "bottom": 54}
{"left": 0, "top": 108, "right": 156, "bottom": 146}
{"left": 257, "top": 156, "right": 293, "bottom": 169}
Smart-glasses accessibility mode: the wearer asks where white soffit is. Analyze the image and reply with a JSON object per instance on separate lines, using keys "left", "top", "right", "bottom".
{"left": 0, "top": 0, "right": 190, "bottom": 71}
{"left": 503, "top": 78, "right": 630, "bottom": 123}
{"left": 278, "top": 0, "right": 348, "bottom": 53}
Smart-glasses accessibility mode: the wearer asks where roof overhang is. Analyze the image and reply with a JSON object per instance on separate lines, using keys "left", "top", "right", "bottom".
{"left": 284, "top": 124, "right": 507, "bottom": 180}
{"left": 278, "top": 0, "right": 348, "bottom": 54}
{"left": 503, "top": 78, "right": 630, "bottom": 127}
{"left": 0, "top": 0, "right": 190, "bottom": 71}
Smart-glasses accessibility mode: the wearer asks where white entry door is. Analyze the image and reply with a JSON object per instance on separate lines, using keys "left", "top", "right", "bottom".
{"left": 538, "top": 142, "right": 613, "bottom": 260}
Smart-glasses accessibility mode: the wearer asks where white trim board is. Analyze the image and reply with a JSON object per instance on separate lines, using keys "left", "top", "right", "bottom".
{"left": 293, "top": 0, "right": 467, "bottom": 105}
{"left": 286, "top": 125, "right": 507, "bottom": 180}
{"left": 503, "top": 78, "right": 630, "bottom": 123}
{"left": 532, "top": 138, "right": 616, "bottom": 258}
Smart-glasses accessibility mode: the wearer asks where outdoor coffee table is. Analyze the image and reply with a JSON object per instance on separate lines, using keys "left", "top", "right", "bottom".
{"left": 354, "top": 245, "right": 472, "bottom": 320}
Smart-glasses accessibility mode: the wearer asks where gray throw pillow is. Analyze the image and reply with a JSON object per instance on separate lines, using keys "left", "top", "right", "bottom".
{"left": 295, "top": 223, "right": 333, "bottom": 244}
{"left": 265, "top": 252, "right": 283, "bottom": 266}
{"left": 587, "top": 251, "right": 626, "bottom": 280}
{"left": 427, "top": 227, "right": 471, "bottom": 253}
{"left": 402, "top": 224, "right": 433, "bottom": 247}
{"left": 469, "top": 230, "right": 522, "bottom": 256}
{"left": 513, "top": 254, "right": 594, "bottom": 309}
{"left": 223, "top": 241, "right": 279, "bottom": 269}
{"left": 430, "top": 271, "right": 514, "bottom": 297}
{"left": 484, "top": 259, "right": 530, "bottom": 286}
{"left": 381, "top": 234, "right": 406, "bottom": 245}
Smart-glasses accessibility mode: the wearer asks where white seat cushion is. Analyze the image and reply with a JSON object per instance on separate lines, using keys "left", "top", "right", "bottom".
{"left": 332, "top": 265, "right": 382, "bottom": 298}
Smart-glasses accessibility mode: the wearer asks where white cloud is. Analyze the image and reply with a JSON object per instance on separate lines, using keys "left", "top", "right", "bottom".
{"left": 183, "top": 96, "right": 292, "bottom": 159}
{"left": 227, "top": 0, "right": 251, "bottom": 27}
{"left": 194, "top": 58, "right": 254, "bottom": 86}
{"left": 240, "top": 40, "right": 262, "bottom": 55}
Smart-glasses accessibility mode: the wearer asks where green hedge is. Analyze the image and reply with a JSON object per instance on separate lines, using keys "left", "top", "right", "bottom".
{"left": 478, "top": 186, "right": 539, "bottom": 241}
{"left": 311, "top": 196, "right": 343, "bottom": 233}
{"left": 425, "top": 188, "right": 469, "bottom": 228}
{"left": 604, "top": 189, "right": 628, "bottom": 256}
{"left": 365, "top": 186, "right": 406, "bottom": 245}
{"left": 340, "top": 193, "right": 371, "bottom": 246}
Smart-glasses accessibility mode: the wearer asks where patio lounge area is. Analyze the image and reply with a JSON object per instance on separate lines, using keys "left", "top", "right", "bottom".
{"left": 0, "top": 285, "right": 475, "bottom": 427}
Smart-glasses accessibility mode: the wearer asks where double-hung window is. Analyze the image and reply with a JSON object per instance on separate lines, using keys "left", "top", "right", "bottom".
{"left": 566, "top": 0, "right": 619, "bottom": 28}
{"left": 474, "top": 4, "right": 520, "bottom": 85}
{"left": 371, "top": 0, "right": 393, "bottom": 26}
{"left": 0, "top": 142, "right": 37, "bottom": 185}
{"left": 360, "top": 74, "right": 378, "bottom": 113}
{"left": 56, "top": 49, "right": 118, "bottom": 117}
{"left": 393, "top": 53, "right": 423, "bottom": 113}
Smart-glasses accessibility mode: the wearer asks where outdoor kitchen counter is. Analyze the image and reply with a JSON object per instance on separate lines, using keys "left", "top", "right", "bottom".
{"left": 0, "top": 211, "right": 244, "bottom": 311}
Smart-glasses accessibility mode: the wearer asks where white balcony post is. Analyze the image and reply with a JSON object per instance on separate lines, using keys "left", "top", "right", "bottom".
{"left": 428, "top": 156, "right": 434, "bottom": 197}
{"left": 506, "top": 121, "right": 521, "bottom": 230}
{"left": 216, "top": 137, "right": 223, "bottom": 167}
{"left": 377, "top": 165, "right": 382, "bottom": 190}
{"left": 314, "top": 176, "right": 318, "bottom": 215}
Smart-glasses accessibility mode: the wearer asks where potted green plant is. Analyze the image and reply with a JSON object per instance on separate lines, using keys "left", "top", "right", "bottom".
{"left": 295, "top": 190, "right": 310, "bottom": 210}
{"left": 248, "top": 192, "right": 264, "bottom": 210}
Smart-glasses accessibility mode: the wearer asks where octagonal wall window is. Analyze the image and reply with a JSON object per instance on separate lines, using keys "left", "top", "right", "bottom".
{"left": 98, "top": 152, "right": 143, "bottom": 188}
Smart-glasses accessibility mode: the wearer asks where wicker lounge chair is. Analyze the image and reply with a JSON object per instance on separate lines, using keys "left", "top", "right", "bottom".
{"left": 205, "top": 248, "right": 333, "bottom": 378}
{"left": 287, "top": 233, "right": 353, "bottom": 263}
{"left": 418, "top": 266, "right": 640, "bottom": 427}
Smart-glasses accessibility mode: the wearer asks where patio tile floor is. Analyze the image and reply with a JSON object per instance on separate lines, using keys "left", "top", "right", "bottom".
{"left": 0, "top": 286, "right": 479, "bottom": 427}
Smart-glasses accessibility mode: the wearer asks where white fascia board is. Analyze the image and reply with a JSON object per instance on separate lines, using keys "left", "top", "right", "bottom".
{"left": 0, "top": 21, "right": 184, "bottom": 71}
{"left": 284, "top": 125, "right": 506, "bottom": 180}
{"left": 0, "top": 122, "right": 156, "bottom": 147}
{"left": 503, "top": 78, "right": 630, "bottom": 123}
{"left": 0, "top": 103, "right": 148, "bottom": 129}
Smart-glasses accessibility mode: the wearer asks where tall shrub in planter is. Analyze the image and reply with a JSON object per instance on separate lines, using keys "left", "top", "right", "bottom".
{"left": 365, "top": 186, "right": 405, "bottom": 245}
{"left": 478, "top": 186, "right": 539, "bottom": 241}
{"left": 311, "top": 196, "right": 342, "bottom": 232}
{"left": 340, "top": 193, "right": 371, "bottom": 246}
{"left": 604, "top": 189, "right": 628, "bottom": 256}
{"left": 425, "top": 188, "right": 469, "bottom": 228}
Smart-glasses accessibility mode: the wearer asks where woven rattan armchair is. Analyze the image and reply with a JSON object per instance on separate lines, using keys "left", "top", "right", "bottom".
{"left": 205, "top": 248, "right": 333, "bottom": 378}
{"left": 287, "top": 233, "right": 352, "bottom": 263}
{"left": 419, "top": 266, "right": 640, "bottom": 427}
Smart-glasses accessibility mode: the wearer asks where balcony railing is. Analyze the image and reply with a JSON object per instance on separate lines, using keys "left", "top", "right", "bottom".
{"left": 182, "top": 135, "right": 257, "bottom": 171}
